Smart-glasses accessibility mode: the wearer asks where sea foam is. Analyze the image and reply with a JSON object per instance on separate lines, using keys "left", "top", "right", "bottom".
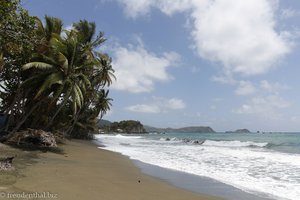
{"left": 95, "top": 134, "right": 300, "bottom": 200}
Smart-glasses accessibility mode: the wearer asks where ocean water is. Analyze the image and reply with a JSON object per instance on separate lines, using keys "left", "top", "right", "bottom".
{"left": 95, "top": 132, "right": 300, "bottom": 200}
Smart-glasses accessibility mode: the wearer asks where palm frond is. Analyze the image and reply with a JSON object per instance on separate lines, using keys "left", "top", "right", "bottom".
{"left": 22, "top": 62, "right": 54, "bottom": 70}
{"left": 32, "top": 54, "right": 57, "bottom": 65}
{"left": 76, "top": 73, "right": 91, "bottom": 88}
{"left": 33, "top": 16, "right": 45, "bottom": 37}
{"left": 34, "top": 72, "right": 63, "bottom": 99}
{"left": 50, "top": 37, "right": 66, "bottom": 55}
{"left": 73, "top": 20, "right": 96, "bottom": 43}
{"left": 92, "top": 32, "right": 106, "bottom": 47}
{"left": 58, "top": 52, "right": 69, "bottom": 72}
{"left": 45, "top": 15, "right": 63, "bottom": 38}
{"left": 74, "top": 83, "right": 84, "bottom": 107}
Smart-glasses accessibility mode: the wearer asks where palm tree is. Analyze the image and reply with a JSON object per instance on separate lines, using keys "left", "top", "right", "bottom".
{"left": 69, "top": 89, "right": 113, "bottom": 138}
{"left": 93, "top": 53, "right": 115, "bottom": 88}
{"left": 16, "top": 18, "right": 85, "bottom": 130}
{"left": 20, "top": 18, "right": 115, "bottom": 135}
{"left": 34, "top": 15, "right": 63, "bottom": 54}
{"left": 21, "top": 29, "right": 91, "bottom": 129}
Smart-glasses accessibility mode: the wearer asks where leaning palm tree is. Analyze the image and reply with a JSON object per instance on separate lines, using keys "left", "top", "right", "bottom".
{"left": 21, "top": 29, "right": 91, "bottom": 130}
{"left": 19, "top": 17, "right": 115, "bottom": 136}
{"left": 15, "top": 19, "right": 85, "bottom": 130}
{"left": 93, "top": 53, "right": 115, "bottom": 87}
{"left": 70, "top": 89, "right": 113, "bottom": 138}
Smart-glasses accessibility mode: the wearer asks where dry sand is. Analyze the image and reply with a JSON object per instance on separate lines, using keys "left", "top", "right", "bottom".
{"left": 4, "top": 140, "right": 222, "bottom": 200}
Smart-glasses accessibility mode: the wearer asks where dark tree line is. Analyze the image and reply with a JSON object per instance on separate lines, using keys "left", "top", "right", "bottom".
{"left": 0, "top": 0, "right": 115, "bottom": 138}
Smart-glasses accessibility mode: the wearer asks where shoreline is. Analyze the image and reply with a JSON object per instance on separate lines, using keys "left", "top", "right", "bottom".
{"left": 132, "top": 160, "right": 273, "bottom": 200}
{"left": 96, "top": 134, "right": 279, "bottom": 200}
{"left": 95, "top": 139, "right": 273, "bottom": 200}
{"left": 4, "top": 140, "right": 220, "bottom": 200}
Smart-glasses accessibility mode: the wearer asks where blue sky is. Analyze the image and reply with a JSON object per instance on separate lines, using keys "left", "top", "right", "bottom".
{"left": 24, "top": 0, "right": 300, "bottom": 131}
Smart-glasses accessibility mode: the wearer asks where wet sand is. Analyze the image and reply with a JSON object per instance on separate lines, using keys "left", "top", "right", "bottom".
{"left": 2, "top": 140, "right": 221, "bottom": 200}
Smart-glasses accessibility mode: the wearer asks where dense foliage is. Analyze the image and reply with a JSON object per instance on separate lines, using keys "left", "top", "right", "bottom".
{"left": 105, "top": 120, "right": 147, "bottom": 134}
{"left": 0, "top": 0, "right": 115, "bottom": 138}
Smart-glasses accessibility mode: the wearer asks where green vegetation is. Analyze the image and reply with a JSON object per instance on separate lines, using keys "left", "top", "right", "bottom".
{"left": 0, "top": 0, "right": 115, "bottom": 139}
{"left": 225, "top": 129, "right": 251, "bottom": 133}
{"left": 144, "top": 125, "right": 215, "bottom": 133}
{"left": 100, "top": 120, "right": 147, "bottom": 134}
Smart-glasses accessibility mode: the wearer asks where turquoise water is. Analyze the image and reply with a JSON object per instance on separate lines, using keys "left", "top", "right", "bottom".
{"left": 146, "top": 132, "right": 300, "bottom": 154}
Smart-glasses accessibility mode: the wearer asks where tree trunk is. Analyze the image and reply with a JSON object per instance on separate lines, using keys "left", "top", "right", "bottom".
{"left": 12, "top": 100, "right": 42, "bottom": 133}
{"left": 66, "top": 109, "right": 81, "bottom": 136}
{"left": 45, "top": 96, "right": 69, "bottom": 130}
{"left": 5, "top": 86, "right": 22, "bottom": 131}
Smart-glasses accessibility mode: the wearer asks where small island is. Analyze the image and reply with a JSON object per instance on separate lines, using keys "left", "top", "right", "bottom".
{"left": 225, "top": 129, "right": 251, "bottom": 133}
{"left": 99, "top": 120, "right": 147, "bottom": 134}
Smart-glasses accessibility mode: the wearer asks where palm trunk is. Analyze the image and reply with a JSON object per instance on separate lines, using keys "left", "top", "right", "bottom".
{"left": 66, "top": 109, "right": 81, "bottom": 136}
{"left": 46, "top": 96, "right": 70, "bottom": 130}
{"left": 5, "top": 86, "right": 22, "bottom": 131}
{"left": 12, "top": 100, "right": 42, "bottom": 133}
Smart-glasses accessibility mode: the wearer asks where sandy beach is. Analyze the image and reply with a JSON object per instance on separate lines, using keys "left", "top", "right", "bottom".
{"left": 1, "top": 140, "right": 221, "bottom": 200}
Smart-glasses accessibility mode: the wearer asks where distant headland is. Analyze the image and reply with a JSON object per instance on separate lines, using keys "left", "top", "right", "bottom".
{"left": 99, "top": 120, "right": 215, "bottom": 134}
{"left": 225, "top": 129, "right": 251, "bottom": 133}
{"left": 144, "top": 125, "right": 215, "bottom": 133}
{"left": 98, "top": 120, "right": 255, "bottom": 134}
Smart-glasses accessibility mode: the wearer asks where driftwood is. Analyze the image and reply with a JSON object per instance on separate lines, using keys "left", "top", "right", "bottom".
{"left": 0, "top": 156, "right": 15, "bottom": 171}
{"left": 4, "top": 129, "right": 57, "bottom": 147}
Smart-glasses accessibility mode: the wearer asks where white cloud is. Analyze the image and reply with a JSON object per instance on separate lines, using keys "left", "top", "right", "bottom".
{"left": 126, "top": 104, "right": 161, "bottom": 113}
{"left": 211, "top": 73, "right": 237, "bottom": 85}
{"left": 116, "top": 0, "right": 154, "bottom": 18}
{"left": 166, "top": 98, "right": 186, "bottom": 109}
{"left": 235, "top": 81, "right": 256, "bottom": 96}
{"left": 116, "top": 0, "right": 193, "bottom": 18}
{"left": 234, "top": 95, "right": 290, "bottom": 119}
{"left": 111, "top": 43, "right": 180, "bottom": 93}
{"left": 280, "top": 8, "right": 300, "bottom": 19}
{"left": 232, "top": 79, "right": 291, "bottom": 120}
{"left": 260, "top": 80, "right": 289, "bottom": 94}
{"left": 191, "top": 0, "right": 290, "bottom": 76}
{"left": 116, "top": 0, "right": 292, "bottom": 76}
{"left": 126, "top": 97, "right": 186, "bottom": 113}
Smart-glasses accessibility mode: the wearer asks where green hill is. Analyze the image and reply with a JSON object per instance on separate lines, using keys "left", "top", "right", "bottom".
{"left": 99, "top": 120, "right": 147, "bottom": 134}
{"left": 144, "top": 125, "right": 215, "bottom": 133}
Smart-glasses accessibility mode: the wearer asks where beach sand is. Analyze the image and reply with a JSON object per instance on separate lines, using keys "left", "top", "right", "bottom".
{"left": 3, "top": 140, "right": 221, "bottom": 200}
